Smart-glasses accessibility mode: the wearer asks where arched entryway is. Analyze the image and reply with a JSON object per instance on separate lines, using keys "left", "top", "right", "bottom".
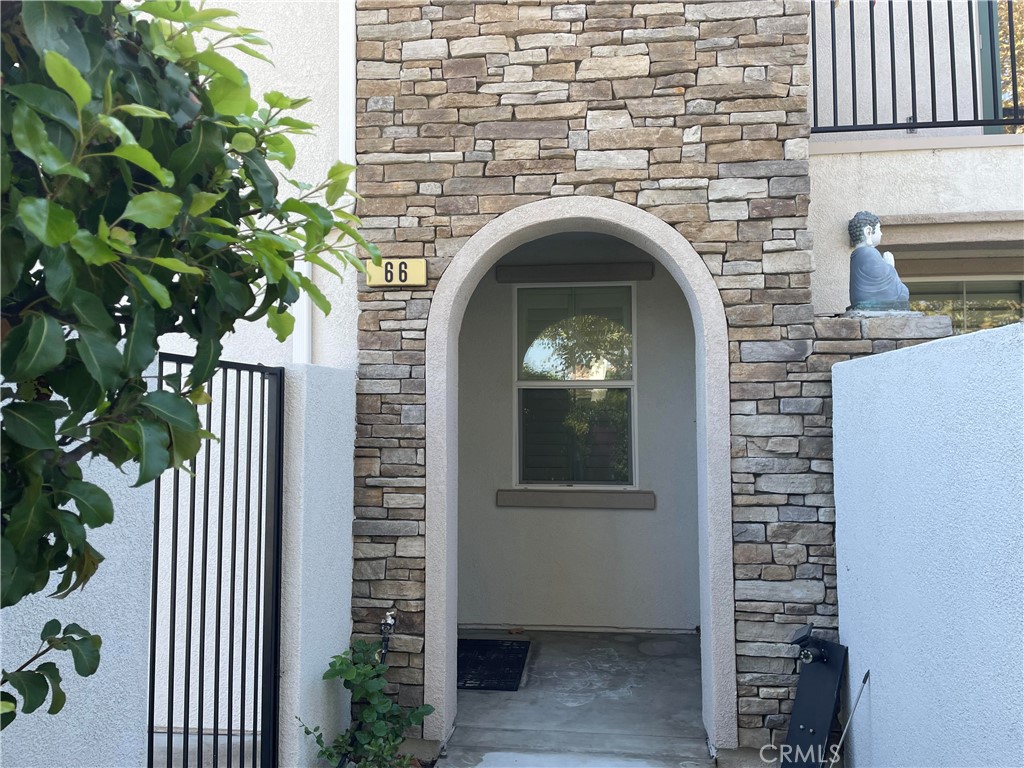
{"left": 424, "top": 197, "right": 737, "bottom": 751}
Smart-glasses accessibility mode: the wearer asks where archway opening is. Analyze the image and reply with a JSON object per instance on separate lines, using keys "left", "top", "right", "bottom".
{"left": 424, "top": 197, "right": 736, "bottom": 752}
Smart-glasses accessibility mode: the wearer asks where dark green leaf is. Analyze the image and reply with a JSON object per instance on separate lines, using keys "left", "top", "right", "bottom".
{"left": 3, "top": 84, "right": 79, "bottom": 131}
{"left": 54, "top": 1, "right": 103, "bottom": 13}
{"left": 22, "top": 3, "right": 90, "bottom": 72}
{"left": 123, "top": 304, "right": 156, "bottom": 377}
{"left": 2, "top": 402, "right": 64, "bottom": 449}
{"left": 242, "top": 149, "right": 278, "bottom": 210}
{"left": 11, "top": 103, "right": 88, "bottom": 181}
{"left": 168, "top": 121, "right": 222, "bottom": 184}
{"left": 209, "top": 266, "right": 254, "bottom": 314}
{"left": 1, "top": 314, "right": 66, "bottom": 381}
{"left": 5, "top": 487, "right": 49, "bottom": 554}
{"left": 4, "top": 671, "right": 48, "bottom": 715}
{"left": 65, "top": 635, "right": 101, "bottom": 677}
{"left": 41, "top": 248, "right": 75, "bottom": 303}
{"left": 70, "top": 230, "right": 119, "bottom": 266}
{"left": 34, "top": 662, "right": 66, "bottom": 715}
{"left": 42, "top": 51, "right": 91, "bottom": 110}
{"left": 75, "top": 328, "right": 123, "bottom": 390}
{"left": 55, "top": 509, "right": 86, "bottom": 547}
{"left": 126, "top": 266, "right": 172, "bottom": 309}
{"left": 188, "top": 334, "right": 222, "bottom": 386}
{"left": 17, "top": 197, "right": 77, "bottom": 247}
{"left": 40, "top": 619, "right": 62, "bottom": 641}
{"left": 134, "top": 420, "right": 170, "bottom": 486}
{"left": 68, "top": 289, "right": 115, "bottom": 334}
{"left": 169, "top": 425, "right": 202, "bottom": 468}
{"left": 64, "top": 480, "right": 114, "bottom": 527}
{"left": 141, "top": 390, "right": 200, "bottom": 431}
{"left": 121, "top": 191, "right": 182, "bottom": 229}
{"left": 299, "top": 274, "right": 331, "bottom": 315}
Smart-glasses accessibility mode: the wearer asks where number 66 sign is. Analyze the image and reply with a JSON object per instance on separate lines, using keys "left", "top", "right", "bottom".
{"left": 365, "top": 258, "right": 428, "bottom": 288}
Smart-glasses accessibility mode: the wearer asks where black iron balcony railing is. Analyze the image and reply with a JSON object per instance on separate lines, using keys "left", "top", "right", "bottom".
{"left": 811, "top": 0, "right": 1024, "bottom": 133}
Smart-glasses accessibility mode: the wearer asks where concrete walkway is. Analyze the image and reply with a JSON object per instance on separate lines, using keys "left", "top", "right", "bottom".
{"left": 439, "top": 631, "right": 712, "bottom": 768}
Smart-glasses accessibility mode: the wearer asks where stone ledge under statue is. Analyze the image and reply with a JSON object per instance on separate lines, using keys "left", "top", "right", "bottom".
{"left": 846, "top": 210, "right": 912, "bottom": 315}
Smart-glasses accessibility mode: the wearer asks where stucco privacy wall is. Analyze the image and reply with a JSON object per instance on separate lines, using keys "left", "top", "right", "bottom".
{"left": 352, "top": 0, "right": 957, "bottom": 750}
{"left": 808, "top": 137, "right": 1024, "bottom": 315}
{"left": 832, "top": 323, "right": 1024, "bottom": 768}
{"left": 458, "top": 262, "right": 700, "bottom": 631}
{"left": 1, "top": 459, "right": 152, "bottom": 768}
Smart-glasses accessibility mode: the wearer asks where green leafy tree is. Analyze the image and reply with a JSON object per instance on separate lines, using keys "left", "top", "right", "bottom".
{"left": 0, "top": 0, "right": 377, "bottom": 727}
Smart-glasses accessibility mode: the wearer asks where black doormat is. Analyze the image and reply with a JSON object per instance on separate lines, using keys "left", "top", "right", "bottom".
{"left": 457, "top": 639, "right": 531, "bottom": 691}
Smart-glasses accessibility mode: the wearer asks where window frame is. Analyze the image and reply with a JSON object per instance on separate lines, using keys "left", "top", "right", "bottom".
{"left": 511, "top": 281, "right": 640, "bottom": 490}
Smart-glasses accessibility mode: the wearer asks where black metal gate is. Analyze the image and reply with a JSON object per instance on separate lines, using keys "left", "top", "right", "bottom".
{"left": 147, "top": 353, "right": 285, "bottom": 768}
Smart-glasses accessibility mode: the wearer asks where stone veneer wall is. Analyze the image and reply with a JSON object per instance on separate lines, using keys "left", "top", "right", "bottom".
{"left": 351, "top": 0, "right": 952, "bottom": 747}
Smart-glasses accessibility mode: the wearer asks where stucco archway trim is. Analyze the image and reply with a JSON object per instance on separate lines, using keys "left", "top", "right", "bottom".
{"left": 424, "top": 196, "right": 737, "bottom": 750}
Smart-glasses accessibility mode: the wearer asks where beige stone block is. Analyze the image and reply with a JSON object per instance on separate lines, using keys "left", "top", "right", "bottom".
{"left": 517, "top": 33, "right": 576, "bottom": 50}
{"left": 515, "top": 102, "right": 589, "bottom": 120}
{"left": 359, "top": 20, "right": 432, "bottom": 42}
{"left": 576, "top": 150, "right": 649, "bottom": 170}
{"left": 709, "top": 201, "right": 749, "bottom": 221}
{"left": 687, "top": 1, "right": 785, "bottom": 22}
{"left": 476, "top": 121, "right": 568, "bottom": 139}
{"left": 589, "top": 128, "right": 683, "bottom": 150}
{"left": 762, "top": 250, "right": 813, "bottom": 274}
{"left": 495, "top": 139, "right": 540, "bottom": 160}
{"left": 578, "top": 55, "right": 651, "bottom": 81}
{"left": 625, "top": 96, "right": 687, "bottom": 117}
{"left": 450, "top": 35, "right": 510, "bottom": 58}
{"left": 586, "top": 110, "right": 633, "bottom": 130}
{"left": 717, "top": 45, "right": 808, "bottom": 67}
{"left": 862, "top": 315, "right": 953, "bottom": 339}
{"left": 402, "top": 38, "right": 449, "bottom": 61}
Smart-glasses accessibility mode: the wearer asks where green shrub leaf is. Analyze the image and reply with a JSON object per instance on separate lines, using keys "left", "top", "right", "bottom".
{"left": 42, "top": 50, "right": 92, "bottom": 110}
{"left": 75, "top": 328, "right": 124, "bottom": 390}
{"left": 64, "top": 480, "right": 114, "bottom": 527}
{"left": 17, "top": 198, "right": 77, "bottom": 247}
{"left": 1, "top": 313, "right": 66, "bottom": 381}
{"left": 120, "top": 192, "right": 182, "bottom": 229}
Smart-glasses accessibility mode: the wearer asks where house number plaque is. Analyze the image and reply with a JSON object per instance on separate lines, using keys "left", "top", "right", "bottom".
{"left": 365, "top": 258, "right": 427, "bottom": 288}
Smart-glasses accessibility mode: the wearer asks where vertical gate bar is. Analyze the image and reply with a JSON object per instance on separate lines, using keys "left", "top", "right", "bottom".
{"left": 909, "top": 1, "right": 919, "bottom": 123}
{"left": 213, "top": 369, "right": 229, "bottom": 767}
{"left": 146, "top": 359, "right": 165, "bottom": 768}
{"left": 890, "top": 0, "right": 898, "bottom": 125}
{"left": 830, "top": 0, "right": 839, "bottom": 124}
{"left": 239, "top": 372, "right": 255, "bottom": 768}
{"left": 990, "top": 1, "right": 1000, "bottom": 120}
{"left": 228, "top": 368, "right": 243, "bottom": 768}
{"left": 947, "top": 0, "right": 959, "bottom": 121}
{"left": 850, "top": 0, "right": 858, "bottom": 125}
{"left": 183, "top": 363, "right": 199, "bottom": 768}
{"left": 198, "top": 377, "right": 215, "bottom": 768}
{"left": 870, "top": 0, "right": 878, "bottom": 125}
{"left": 166, "top": 361, "right": 183, "bottom": 765}
{"left": 968, "top": 0, "right": 980, "bottom": 120}
{"left": 927, "top": 0, "right": 938, "bottom": 121}
{"left": 251, "top": 374, "right": 267, "bottom": 765}
{"left": 811, "top": 0, "right": 819, "bottom": 127}
{"left": 260, "top": 369, "right": 285, "bottom": 768}
{"left": 1009, "top": 1, "right": 1021, "bottom": 119}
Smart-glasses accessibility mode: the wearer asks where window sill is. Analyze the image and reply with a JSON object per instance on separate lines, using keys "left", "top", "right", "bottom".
{"left": 495, "top": 488, "right": 656, "bottom": 510}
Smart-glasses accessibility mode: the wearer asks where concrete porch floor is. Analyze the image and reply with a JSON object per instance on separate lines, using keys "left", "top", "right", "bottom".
{"left": 438, "top": 631, "right": 713, "bottom": 768}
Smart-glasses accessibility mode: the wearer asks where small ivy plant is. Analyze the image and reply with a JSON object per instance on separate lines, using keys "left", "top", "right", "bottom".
{"left": 299, "top": 640, "right": 434, "bottom": 768}
{"left": 1, "top": 0, "right": 377, "bottom": 727}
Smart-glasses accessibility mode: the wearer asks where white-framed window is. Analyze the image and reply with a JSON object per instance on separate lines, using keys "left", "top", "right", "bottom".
{"left": 513, "top": 283, "right": 637, "bottom": 488}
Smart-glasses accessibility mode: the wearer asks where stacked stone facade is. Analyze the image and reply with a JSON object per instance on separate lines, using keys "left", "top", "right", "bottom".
{"left": 351, "top": 0, "right": 952, "bottom": 747}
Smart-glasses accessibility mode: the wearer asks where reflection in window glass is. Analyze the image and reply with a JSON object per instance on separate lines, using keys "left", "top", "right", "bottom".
{"left": 908, "top": 280, "right": 1024, "bottom": 334}
{"left": 518, "top": 286, "right": 633, "bottom": 381}
{"left": 520, "top": 388, "right": 632, "bottom": 485}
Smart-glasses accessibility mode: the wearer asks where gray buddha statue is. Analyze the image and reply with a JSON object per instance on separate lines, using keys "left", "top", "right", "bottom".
{"left": 847, "top": 211, "right": 910, "bottom": 311}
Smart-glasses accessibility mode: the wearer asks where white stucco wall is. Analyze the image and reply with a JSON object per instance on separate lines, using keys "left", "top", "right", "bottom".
{"left": 457, "top": 262, "right": 700, "bottom": 631}
{"left": 832, "top": 322, "right": 1024, "bottom": 768}
{"left": 1, "top": 459, "right": 153, "bottom": 768}
{"left": 808, "top": 137, "right": 1024, "bottom": 314}
{"left": 278, "top": 364, "right": 355, "bottom": 768}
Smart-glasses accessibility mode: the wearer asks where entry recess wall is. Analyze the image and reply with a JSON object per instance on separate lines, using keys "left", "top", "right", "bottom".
{"left": 458, "top": 260, "right": 699, "bottom": 631}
